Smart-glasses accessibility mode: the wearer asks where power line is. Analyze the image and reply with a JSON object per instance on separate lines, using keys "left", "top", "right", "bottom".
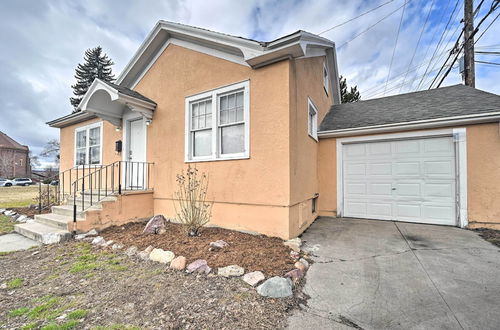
{"left": 383, "top": 0, "right": 408, "bottom": 95}
{"left": 476, "top": 51, "right": 500, "bottom": 54}
{"left": 415, "top": 0, "right": 460, "bottom": 90}
{"left": 399, "top": 0, "right": 437, "bottom": 93}
{"left": 337, "top": 0, "right": 412, "bottom": 49}
{"left": 435, "top": 4, "right": 500, "bottom": 88}
{"left": 318, "top": 0, "right": 396, "bottom": 35}
{"left": 474, "top": 12, "right": 500, "bottom": 44}
{"left": 476, "top": 60, "right": 500, "bottom": 65}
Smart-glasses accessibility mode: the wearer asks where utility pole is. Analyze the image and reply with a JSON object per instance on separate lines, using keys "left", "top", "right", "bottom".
{"left": 463, "top": 0, "right": 475, "bottom": 87}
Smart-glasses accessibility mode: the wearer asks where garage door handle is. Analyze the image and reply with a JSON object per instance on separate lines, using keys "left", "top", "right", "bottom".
{"left": 392, "top": 188, "right": 396, "bottom": 190}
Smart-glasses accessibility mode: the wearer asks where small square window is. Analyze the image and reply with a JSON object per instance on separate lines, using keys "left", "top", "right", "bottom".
{"left": 323, "top": 61, "right": 329, "bottom": 95}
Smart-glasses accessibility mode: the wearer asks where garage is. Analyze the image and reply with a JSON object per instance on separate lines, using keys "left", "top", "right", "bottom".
{"left": 341, "top": 136, "right": 457, "bottom": 226}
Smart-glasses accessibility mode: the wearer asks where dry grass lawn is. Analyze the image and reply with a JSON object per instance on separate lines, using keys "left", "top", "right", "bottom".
{"left": 0, "top": 215, "right": 15, "bottom": 234}
{"left": 0, "top": 185, "right": 39, "bottom": 208}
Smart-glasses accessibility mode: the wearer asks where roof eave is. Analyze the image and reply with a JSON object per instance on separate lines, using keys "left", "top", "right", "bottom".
{"left": 46, "top": 111, "right": 97, "bottom": 128}
{"left": 318, "top": 112, "right": 500, "bottom": 138}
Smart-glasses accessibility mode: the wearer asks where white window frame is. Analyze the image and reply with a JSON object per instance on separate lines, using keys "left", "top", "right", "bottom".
{"left": 308, "top": 97, "right": 318, "bottom": 141}
{"left": 74, "top": 121, "right": 103, "bottom": 167}
{"left": 185, "top": 80, "right": 250, "bottom": 162}
{"left": 323, "top": 61, "right": 329, "bottom": 95}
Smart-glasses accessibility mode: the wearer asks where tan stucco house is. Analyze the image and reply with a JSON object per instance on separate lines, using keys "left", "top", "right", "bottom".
{"left": 15, "top": 21, "right": 500, "bottom": 243}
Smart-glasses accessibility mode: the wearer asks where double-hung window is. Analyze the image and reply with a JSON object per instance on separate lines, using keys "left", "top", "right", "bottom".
{"left": 186, "top": 81, "right": 249, "bottom": 161}
{"left": 323, "top": 61, "right": 329, "bottom": 95}
{"left": 74, "top": 122, "right": 102, "bottom": 166}
{"left": 308, "top": 98, "right": 318, "bottom": 141}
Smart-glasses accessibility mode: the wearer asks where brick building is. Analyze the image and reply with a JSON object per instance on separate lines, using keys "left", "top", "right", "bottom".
{"left": 0, "top": 131, "right": 31, "bottom": 178}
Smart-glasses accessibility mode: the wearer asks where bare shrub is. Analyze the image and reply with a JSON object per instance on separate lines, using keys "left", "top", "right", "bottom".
{"left": 173, "top": 166, "right": 213, "bottom": 236}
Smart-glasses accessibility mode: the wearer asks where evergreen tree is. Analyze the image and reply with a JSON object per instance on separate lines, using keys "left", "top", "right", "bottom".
{"left": 70, "top": 46, "right": 115, "bottom": 110}
{"left": 339, "top": 75, "right": 361, "bottom": 103}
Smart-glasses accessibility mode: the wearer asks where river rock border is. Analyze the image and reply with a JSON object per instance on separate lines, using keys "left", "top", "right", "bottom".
{"left": 83, "top": 229, "right": 309, "bottom": 298}
{"left": 0, "top": 208, "right": 33, "bottom": 225}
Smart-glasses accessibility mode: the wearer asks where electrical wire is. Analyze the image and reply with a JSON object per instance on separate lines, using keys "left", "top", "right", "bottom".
{"left": 475, "top": 60, "right": 500, "bottom": 65}
{"left": 337, "top": 0, "right": 412, "bottom": 49}
{"left": 318, "top": 0, "right": 397, "bottom": 35}
{"left": 383, "top": 0, "right": 408, "bottom": 95}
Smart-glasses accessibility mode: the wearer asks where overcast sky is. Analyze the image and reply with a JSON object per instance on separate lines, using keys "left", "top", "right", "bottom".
{"left": 0, "top": 0, "right": 499, "bottom": 167}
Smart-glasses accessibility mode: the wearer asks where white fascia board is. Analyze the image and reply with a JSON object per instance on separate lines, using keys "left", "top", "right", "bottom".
{"left": 47, "top": 112, "right": 97, "bottom": 128}
{"left": 318, "top": 112, "right": 500, "bottom": 138}
{"left": 77, "top": 79, "right": 119, "bottom": 111}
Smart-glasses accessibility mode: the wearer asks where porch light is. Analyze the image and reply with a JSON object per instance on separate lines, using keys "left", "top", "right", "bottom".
{"left": 146, "top": 120, "right": 152, "bottom": 126}
{"left": 115, "top": 126, "right": 121, "bottom": 132}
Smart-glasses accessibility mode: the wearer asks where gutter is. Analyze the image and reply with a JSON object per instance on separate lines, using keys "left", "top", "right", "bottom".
{"left": 318, "top": 112, "right": 500, "bottom": 138}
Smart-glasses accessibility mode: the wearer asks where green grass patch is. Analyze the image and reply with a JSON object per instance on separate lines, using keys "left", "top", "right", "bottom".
{"left": 0, "top": 214, "right": 15, "bottom": 234}
{"left": 7, "top": 277, "right": 24, "bottom": 289}
{"left": 70, "top": 261, "right": 98, "bottom": 273}
{"left": 8, "top": 307, "right": 30, "bottom": 317}
{"left": 0, "top": 251, "right": 14, "bottom": 256}
{"left": 27, "top": 296, "right": 61, "bottom": 320}
{"left": 41, "top": 320, "right": 79, "bottom": 330}
{"left": 21, "top": 323, "right": 38, "bottom": 330}
{"left": 68, "top": 309, "right": 88, "bottom": 320}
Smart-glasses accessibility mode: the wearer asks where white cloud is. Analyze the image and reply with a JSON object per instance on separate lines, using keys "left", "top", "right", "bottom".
{"left": 0, "top": 0, "right": 498, "bottom": 162}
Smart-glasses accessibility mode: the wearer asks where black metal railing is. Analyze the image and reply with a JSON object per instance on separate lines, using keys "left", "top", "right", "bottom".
{"left": 70, "top": 161, "right": 154, "bottom": 234}
{"left": 37, "top": 165, "right": 102, "bottom": 213}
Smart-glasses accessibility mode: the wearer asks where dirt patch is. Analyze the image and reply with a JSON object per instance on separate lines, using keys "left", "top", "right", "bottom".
{"left": 475, "top": 228, "right": 500, "bottom": 247}
{"left": 101, "top": 221, "right": 296, "bottom": 277}
{"left": 11, "top": 206, "right": 50, "bottom": 218}
{"left": 0, "top": 242, "right": 300, "bottom": 329}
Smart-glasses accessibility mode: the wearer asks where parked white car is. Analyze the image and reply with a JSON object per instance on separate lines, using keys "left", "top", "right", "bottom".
{"left": 12, "top": 178, "right": 33, "bottom": 186}
{"left": 0, "top": 178, "right": 13, "bottom": 187}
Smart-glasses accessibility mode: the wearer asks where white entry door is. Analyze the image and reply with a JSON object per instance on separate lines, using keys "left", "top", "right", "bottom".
{"left": 126, "top": 118, "right": 146, "bottom": 189}
{"left": 342, "top": 137, "right": 457, "bottom": 226}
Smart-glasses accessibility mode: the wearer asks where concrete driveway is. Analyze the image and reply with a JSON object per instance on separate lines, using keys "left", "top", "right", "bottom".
{"left": 288, "top": 217, "right": 500, "bottom": 330}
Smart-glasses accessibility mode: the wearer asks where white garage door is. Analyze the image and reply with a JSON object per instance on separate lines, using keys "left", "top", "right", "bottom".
{"left": 342, "top": 136, "right": 457, "bottom": 226}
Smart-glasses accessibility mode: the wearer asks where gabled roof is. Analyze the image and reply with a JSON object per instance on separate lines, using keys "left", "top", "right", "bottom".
{"left": 319, "top": 85, "right": 500, "bottom": 136}
{"left": 100, "top": 80, "right": 156, "bottom": 104}
{"left": 0, "top": 131, "right": 28, "bottom": 151}
{"left": 116, "top": 20, "right": 338, "bottom": 89}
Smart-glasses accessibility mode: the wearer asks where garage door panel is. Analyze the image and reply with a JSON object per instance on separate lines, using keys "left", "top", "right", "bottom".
{"left": 394, "top": 162, "right": 421, "bottom": 176}
{"left": 342, "top": 136, "right": 456, "bottom": 226}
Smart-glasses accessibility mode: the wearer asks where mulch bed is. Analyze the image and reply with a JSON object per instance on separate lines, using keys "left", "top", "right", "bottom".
{"left": 11, "top": 206, "right": 50, "bottom": 217}
{"left": 101, "top": 221, "right": 296, "bottom": 277}
{"left": 475, "top": 228, "right": 500, "bottom": 247}
{"left": 0, "top": 242, "right": 300, "bottom": 329}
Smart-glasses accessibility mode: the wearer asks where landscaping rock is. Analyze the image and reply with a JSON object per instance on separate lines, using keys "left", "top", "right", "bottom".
{"left": 170, "top": 256, "right": 187, "bottom": 270}
{"left": 86, "top": 229, "right": 98, "bottom": 236}
{"left": 0, "top": 208, "right": 5, "bottom": 214}
{"left": 143, "top": 215, "right": 168, "bottom": 234}
{"left": 137, "top": 251, "right": 150, "bottom": 261}
{"left": 149, "top": 248, "right": 175, "bottom": 264}
{"left": 257, "top": 277, "right": 293, "bottom": 298}
{"left": 0, "top": 282, "right": 7, "bottom": 289}
{"left": 4, "top": 210, "right": 15, "bottom": 216}
{"left": 75, "top": 234, "right": 87, "bottom": 240}
{"left": 125, "top": 246, "right": 138, "bottom": 256}
{"left": 12, "top": 214, "right": 20, "bottom": 220}
{"left": 284, "top": 268, "right": 304, "bottom": 283}
{"left": 16, "top": 215, "right": 28, "bottom": 223}
{"left": 290, "top": 251, "right": 300, "bottom": 259}
{"left": 91, "top": 236, "right": 106, "bottom": 246}
{"left": 242, "top": 271, "right": 265, "bottom": 286}
{"left": 218, "top": 265, "right": 244, "bottom": 277}
{"left": 209, "top": 240, "right": 228, "bottom": 250}
{"left": 111, "top": 243, "right": 124, "bottom": 250}
{"left": 283, "top": 237, "right": 301, "bottom": 252}
{"left": 187, "top": 259, "right": 211, "bottom": 274}
{"left": 104, "top": 240, "right": 114, "bottom": 247}
{"left": 294, "top": 261, "right": 307, "bottom": 272}
{"left": 144, "top": 245, "right": 154, "bottom": 254}
{"left": 298, "top": 258, "right": 309, "bottom": 270}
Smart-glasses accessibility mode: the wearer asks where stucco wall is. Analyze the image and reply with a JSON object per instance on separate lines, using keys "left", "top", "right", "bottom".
{"left": 317, "top": 123, "right": 500, "bottom": 228}
{"left": 133, "top": 44, "right": 293, "bottom": 238}
{"left": 288, "top": 56, "right": 333, "bottom": 237}
{"left": 466, "top": 123, "right": 500, "bottom": 228}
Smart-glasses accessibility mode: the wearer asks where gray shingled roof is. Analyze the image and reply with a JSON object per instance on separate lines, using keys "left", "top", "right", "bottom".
{"left": 319, "top": 85, "right": 500, "bottom": 132}
{"left": 102, "top": 81, "right": 156, "bottom": 104}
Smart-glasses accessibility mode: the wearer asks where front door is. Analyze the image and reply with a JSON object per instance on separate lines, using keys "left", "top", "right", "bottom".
{"left": 126, "top": 118, "right": 146, "bottom": 189}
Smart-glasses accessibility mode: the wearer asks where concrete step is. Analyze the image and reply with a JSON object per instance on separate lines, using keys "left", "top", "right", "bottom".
{"left": 52, "top": 204, "right": 101, "bottom": 217}
{"left": 34, "top": 213, "right": 79, "bottom": 230}
{"left": 14, "top": 222, "right": 71, "bottom": 244}
{"left": 69, "top": 195, "right": 117, "bottom": 208}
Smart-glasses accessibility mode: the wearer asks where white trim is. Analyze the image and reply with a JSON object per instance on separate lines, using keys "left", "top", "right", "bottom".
{"left": 73, "top": 121, "right": 103, "bottom": 166}
{"left": 335, "top": 128, "right": 468, "bottom": 228}
{"left": 184, "top": 80, "right": 250, "bottom": 162}
{"left": 307, "top": 97, "right": 318, "bottom": 141}
{"left": 319, "top": 111, "right": 500, "bottom": 138}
